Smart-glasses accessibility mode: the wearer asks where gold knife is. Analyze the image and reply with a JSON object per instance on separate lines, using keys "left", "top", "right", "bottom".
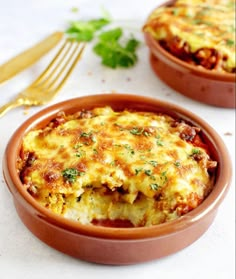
{"left": 0, "top": 31, "right": 63, "bottom": 84}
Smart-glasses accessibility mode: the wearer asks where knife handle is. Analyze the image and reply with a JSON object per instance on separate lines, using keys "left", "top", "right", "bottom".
{"left": 0, "top": 31, "right": 63, "bottom": 84}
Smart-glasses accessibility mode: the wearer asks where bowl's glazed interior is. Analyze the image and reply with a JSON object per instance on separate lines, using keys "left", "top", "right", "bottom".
{"left": 3, "top": 94, "right": 232, "bottom": 264}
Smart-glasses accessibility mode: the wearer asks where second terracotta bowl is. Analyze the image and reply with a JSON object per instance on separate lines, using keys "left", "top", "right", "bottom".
{"left": 143, "top": 2, "right": 236, "bottom": 108}
{"left": 2, "top": 94, "right": 232, "bottom": 264}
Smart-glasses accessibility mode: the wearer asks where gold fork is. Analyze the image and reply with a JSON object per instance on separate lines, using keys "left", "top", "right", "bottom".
{"left": 0, "top": 39, "right": 85, "bottom": 117}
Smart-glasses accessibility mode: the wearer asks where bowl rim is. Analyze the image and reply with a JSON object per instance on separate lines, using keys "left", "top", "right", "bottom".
{"left": 3, "top": 94, "right": 232, "bottom": 240}
{"left": 143, "top": 0, "right": 236, "bottom": 82}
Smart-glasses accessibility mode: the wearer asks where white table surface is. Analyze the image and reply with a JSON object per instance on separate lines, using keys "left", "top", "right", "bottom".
{"left": 0, "top": 0, "right": 235, "bottom": 278}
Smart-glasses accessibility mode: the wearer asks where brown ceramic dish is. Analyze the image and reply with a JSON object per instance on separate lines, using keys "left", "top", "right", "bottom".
{"left": 143, "top": 1, "right": 236, "bottom": 108}
{"left": 3, "top": 94, "right": 232, "bottom": 265}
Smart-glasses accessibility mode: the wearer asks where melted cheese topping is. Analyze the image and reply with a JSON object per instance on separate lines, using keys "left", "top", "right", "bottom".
{"left": 143, "top": 0, "right": 235, "bottom": 73}
{"left": 19, "top": 107, "right": 217, "bottom": 227}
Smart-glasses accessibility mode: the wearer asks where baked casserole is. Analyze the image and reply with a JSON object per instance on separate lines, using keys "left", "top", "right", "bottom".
{"left": 18, "top": 106, "right": 217, "bottom": 227}
{"left": 143, "top": 0, "right": 235, "bottom": 73}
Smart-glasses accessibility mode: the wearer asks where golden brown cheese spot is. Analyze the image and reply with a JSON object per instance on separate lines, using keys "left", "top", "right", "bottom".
{"left": 19, "top": 106, "right": 217, "bottom": 227}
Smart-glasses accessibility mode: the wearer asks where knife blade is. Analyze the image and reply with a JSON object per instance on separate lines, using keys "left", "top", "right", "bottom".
{"left": 0, "top": 31, "right": 63, "bottom": 84}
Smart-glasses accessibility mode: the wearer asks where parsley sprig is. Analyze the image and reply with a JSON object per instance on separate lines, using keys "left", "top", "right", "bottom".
{"left": 62, "top": 168, "right": 79, "bottom": 183}
{"left": 62, "top": 168, "right": 85, "bottom": 183}
{"left": 93, "top": 28, "right": 139, "bottom": 68}
{"left": 66, "top": 18, "right": 110, "bottom": 42}
{"left": 65, "top": 13, "right": 140, "bottom": 68}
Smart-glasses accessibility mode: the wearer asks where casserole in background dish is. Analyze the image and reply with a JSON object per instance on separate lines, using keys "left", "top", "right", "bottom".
{"left": 143, "top": 0, "right": 236, "bottom": 108}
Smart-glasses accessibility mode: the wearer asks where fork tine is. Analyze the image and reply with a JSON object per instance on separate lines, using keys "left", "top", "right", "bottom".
{"left": 33, "top": 39, "right": 71, "bottom": 86}
{"left": 0, "top": 39, "right": 85, "bottom": 118}
{"left": 44, "top": 42, "right": 86, "bottom": 93}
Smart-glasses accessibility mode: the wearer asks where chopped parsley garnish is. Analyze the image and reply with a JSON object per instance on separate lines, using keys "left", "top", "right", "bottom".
{"left": 144, "top": 169, "right": 152, "bottom": 176}
{"left": 226, "top": 39, "right": 235, "bottom": 46}
{"left": 191, "top": 148, "right": 201, "bottom": 155}
{"left": 123, "top": 144, "right": 135, "bottom": 155}
{"left": 110, "top": 160, "right": 116, "bottom": 166}
{"left": 174, "top": 161, "right": 181, "bottom": 167}
{"left": 93, "top": 28, "right": 139, "bottom": 68}
{"left": 80, "top": 131, "right": 93, "bottom": 138}
{"left": 148, "top": 160, "right": 158, "bottom": 167}
{"left": 129, "top": 127, "right": 144, "bottom": 135}
{"left": 143, "top": 131, "right": 152, "bottom": 137}
{"left": 156, "top": 135, "right": 164, "bottom": 146}
{"left": 160, "top": 171, "right": 168, "bottom": 184}
{"left": 62, "top": 168, "right": 85, "bottom": 183}
{"left": 80, "top": 131, "right": 96, "bottom": 143}
{"left": 135, "top": 168, "right": 143, "bottom": 175}
{"left": 150, "top": 183, "right": 160, "bottom": 191}
{"left": 93, "top": 148, "right": 98, "bottom": 154}
{"left": 74, "top": 143, "right": 83, "bottom": 149}
{"left": 172, "top": 8, "right": 180, "bottom": 16}
{"left": 75, "top": 150, "right": 86, "bottom": 158}
{"left": 62, "top": 168, "right": 79, "bottom": 183}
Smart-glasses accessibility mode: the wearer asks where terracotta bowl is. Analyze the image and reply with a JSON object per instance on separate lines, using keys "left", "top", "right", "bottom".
{"left": 3, "top": 94, "right": 232, "bottom": 265}
{"left": 143, "top": 2, "right": 236, "bottom": 108}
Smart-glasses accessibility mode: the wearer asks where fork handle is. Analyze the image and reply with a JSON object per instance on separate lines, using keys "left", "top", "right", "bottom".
{"left": 0, "top": 99, "right": 23, "bottom": 118}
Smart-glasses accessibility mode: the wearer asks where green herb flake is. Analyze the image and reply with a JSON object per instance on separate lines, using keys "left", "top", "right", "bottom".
{"left": 123, "top": 144, "right": 135, "bottom": 155}
{"left": 191, "top": 148, "right": 200, "bottom": 155}
{"left": 62, "top": 168, "right": 79, "bottom": 183}
{"left": 93, "top": 148, "right": 98, "bottom": 154}
{"left": 144, "top": 169, "right": 152, "bottom": 176}
{"left": 143, "top": 131, "right": 151, "bottom": 137}
{"left": 110, "top": 160, "right": 116, "bottom": 166}
{"left": 129, "top": 127, "right": 144, "bottom": 135}
{"left": 135, "top": 168, "right": 143, "bottom": 175}
{"left": 140, "top": 155, "right": 146, "bottom": 160}
{"left": 66, "top": 18, "right": 111, "bottom": 42}
{"left": 174, "top": 161, "right": 181, "bottom": 167}
{"left": 148, "top": 160, "right": 158, "bottom": 167}
{"left": 160, "top": 171, "right": 168, "bottom": 184}
{"left": 74, "top": 143, "right": 83, "bottom": 149}
{"left": 150, "top": 183, "right": 160, "bottom": 191}
{"left": 226, "top": 39, "right": 235, "bottom": 46}
{"left": 156, "top": 139, "right": 164, "bottom": 146}
{"left": 93, "top": 27, "right": 140, "bottom": 69}
{"left": 80, "top": 131, "right": 92, "bottom": 138}
{"left": 172, "top": 8, "right": 180, "bottom": 16}
{"left": 75, "top": 150, "right": 85, "bottom": 158}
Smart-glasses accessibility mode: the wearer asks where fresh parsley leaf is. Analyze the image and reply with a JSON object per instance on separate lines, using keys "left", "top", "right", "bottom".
{"left": 93, "top": 27, "right": 140, "bottom": 68}
{"left": 98, "top": 27, "right": 122, "bottom": 41}
{"left": 66, "top": 18, "right": 110, "bottom": 42}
